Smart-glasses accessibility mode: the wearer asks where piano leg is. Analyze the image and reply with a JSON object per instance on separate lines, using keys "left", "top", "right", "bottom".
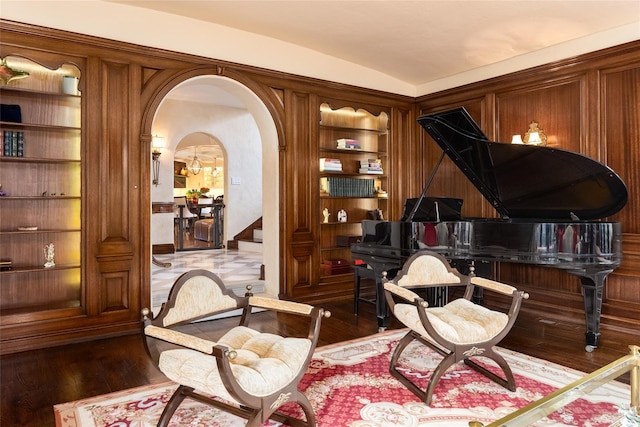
{"left": 575, "top": 269, "right": 614, "bottom": 352}
{"left": 376, "top": 276, "right": 390, "bottom": 331}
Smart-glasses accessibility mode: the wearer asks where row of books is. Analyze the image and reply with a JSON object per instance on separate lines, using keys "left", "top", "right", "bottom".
{"left": 336, "top": 138, "right": 361, "bottom": 150}
{"left": 358, "top": 159, "right": 383, "bottom": 174}
{"left": 321, "top": 176, "right": 376, "bottom": 197}
{"left": 320, "top": 157, "right": 343, "bottom": 172}
{"left": 1, "top": 130, "right": 25, "bottom": 157}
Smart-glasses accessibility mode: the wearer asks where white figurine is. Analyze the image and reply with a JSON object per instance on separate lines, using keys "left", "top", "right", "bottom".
{"left": 337, "top": 209, "right": 347, "bottom": 223}
{"left": 322, "top": 208, "right": 330, "bottom": 223}
{"left": 43, "top": 243, "right": 55, "bottom": 268}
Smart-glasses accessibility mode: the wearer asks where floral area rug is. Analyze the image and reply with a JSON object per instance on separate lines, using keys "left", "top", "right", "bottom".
{"left": 54, "top": 329, "right": 630, "bottom": 427}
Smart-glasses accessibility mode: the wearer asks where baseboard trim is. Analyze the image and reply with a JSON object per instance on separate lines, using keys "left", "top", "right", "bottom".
{"left": 152, "top": 244, "right": 175, "bottom": 255}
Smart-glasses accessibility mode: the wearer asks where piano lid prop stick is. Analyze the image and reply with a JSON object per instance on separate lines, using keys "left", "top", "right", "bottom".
{"left": 406, "top": 150, "right": 446, "bottom": 222}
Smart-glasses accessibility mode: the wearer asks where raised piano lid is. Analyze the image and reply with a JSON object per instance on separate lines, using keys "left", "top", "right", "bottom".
{"left": 417, "top": 107, "right": 628, "bottom": 221}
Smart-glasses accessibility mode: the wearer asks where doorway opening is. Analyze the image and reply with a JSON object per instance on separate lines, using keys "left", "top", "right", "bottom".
{"left": 173, "top": 133, "right": 226, "bottom": 251}
{"left": 150, "top": 75, "right": 280, "bottom": 299}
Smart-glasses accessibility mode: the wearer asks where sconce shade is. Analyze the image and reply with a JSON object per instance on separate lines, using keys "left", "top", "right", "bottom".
{"left": 527, "top": 132, "right": 543, "bottom": 145}
{"left": 511, "top": 135, "right": 524, "bottom": 144}
{"left": 152, "top": 135, "right": 165, "bottom": 154}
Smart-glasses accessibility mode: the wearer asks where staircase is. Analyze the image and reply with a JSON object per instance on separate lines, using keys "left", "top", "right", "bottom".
{"left": 229, "top": 217, "right": 263, "bottom": 252}
{"left": 238, "top": 228, "right": 262, "bottom": 252}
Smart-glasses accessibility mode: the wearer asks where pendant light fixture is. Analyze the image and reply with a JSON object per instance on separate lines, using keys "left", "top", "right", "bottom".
{"left": 187, "top": 146, "right": 202, "bottom": 175}
{"left": 212, "top": 157, "right": 222, "bottom": 177}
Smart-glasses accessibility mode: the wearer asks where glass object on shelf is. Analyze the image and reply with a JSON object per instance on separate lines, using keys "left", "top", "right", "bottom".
{"left": 43, "top": 243, "right": 55, "bottom": 268}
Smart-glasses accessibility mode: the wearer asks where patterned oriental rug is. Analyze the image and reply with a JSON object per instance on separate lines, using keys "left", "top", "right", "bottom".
{"left": 54, "top": 329, "right": 630, "bottom": 427}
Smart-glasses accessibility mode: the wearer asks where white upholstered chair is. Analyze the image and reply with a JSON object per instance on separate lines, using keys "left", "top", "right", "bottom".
{"left": 383, "top": 250, "right": 528, "bottom": 405}
{"left": 142, "top": 269, "right": 330, "bottom": 427}
{"left": 173, "top": 196, "right": 197, "bottom": 230}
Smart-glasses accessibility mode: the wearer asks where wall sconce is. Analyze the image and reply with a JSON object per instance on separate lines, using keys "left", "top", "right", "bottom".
{"left": 151, "top": 135, "right": 164, "bottom": 186}
{"left": 511, "top": 121, "right": 548, "bottom": 146}
{"left": 523, "top": 120, "right": 547, "bottom": 146}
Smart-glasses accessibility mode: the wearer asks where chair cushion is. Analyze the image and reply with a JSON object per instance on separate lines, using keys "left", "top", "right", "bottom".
{"left": 158, "top": 325, "right": 311, "bottom": 400}
{"left": 394, "top": 298, "right": 508, "bottom": 345}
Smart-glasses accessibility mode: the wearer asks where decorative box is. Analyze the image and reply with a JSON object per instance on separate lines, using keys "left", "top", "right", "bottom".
{"left": 321, "top": 259, "right": 352, "bottom": 275}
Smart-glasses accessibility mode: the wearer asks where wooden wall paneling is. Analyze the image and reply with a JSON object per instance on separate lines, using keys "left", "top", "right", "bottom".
{"left": 90, "top": 58, "right": 138, "bottom": 319}
{"left": 83, "top": 56, "right": 101, "bottom": 318}
{"left": 495, "top": 77, "right": 584, "bottom": 152}
{"left": 599, "top": 61, "right": 640, "bottom": 315}
{"left": 387, "top": 106, "right": 415, "bottom": 220}
{"left": 601, "top": 64, "right": 640, "bottom": 235}
{"left": 283, "top": 90, "right": 316, "bottom": 300}
{"left": 127, "top": 62, "right": 145, "bottom": 324}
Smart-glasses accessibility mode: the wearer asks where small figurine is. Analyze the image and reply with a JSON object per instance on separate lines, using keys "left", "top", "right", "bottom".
{"left": 322, "top": 208, "right": 330, "bottom": 223}
{"left": 337, "top": 209, "right": 347, "bottom": 223}
{"left": 43, "top": 243, "right": 55, "bottom": 268}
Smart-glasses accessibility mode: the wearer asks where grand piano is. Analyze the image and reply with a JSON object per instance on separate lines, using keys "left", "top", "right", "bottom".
{"left": 351, "top": 107, "right": 628, "bottom": 351}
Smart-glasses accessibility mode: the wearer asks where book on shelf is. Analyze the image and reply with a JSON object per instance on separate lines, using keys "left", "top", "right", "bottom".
{"left": 358, "top": 158, "right": 383, "bottom": 174}
{"left": 324, "top": 176, "right": 375, "bottom": 197}
{"left": 320, "top": 157, "right": 343, "bottom": 172}
{"left": 336, "top": 138, "right": 361, "bottom": 150}
{"left": 2, "top": 130, "right": 24, "bottom": 157}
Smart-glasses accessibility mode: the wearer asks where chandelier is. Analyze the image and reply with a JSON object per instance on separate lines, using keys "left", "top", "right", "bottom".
{"left": 212, "top": 157, "right": 222, "bottom": 177}
{"left": 187, "top": 146, "right": 202, "bottom": 175}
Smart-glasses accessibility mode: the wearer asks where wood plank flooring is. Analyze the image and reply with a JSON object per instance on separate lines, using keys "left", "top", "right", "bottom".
{"left": 1, "top": 300, "right": 638, "bottom": 427}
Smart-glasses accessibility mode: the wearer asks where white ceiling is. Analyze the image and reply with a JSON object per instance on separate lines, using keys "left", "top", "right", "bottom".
{"left": 138, "top": 0, "right": 638, "bottom": 162}
{"left": 113, "top": 0, "right": 639, "bottom": 89}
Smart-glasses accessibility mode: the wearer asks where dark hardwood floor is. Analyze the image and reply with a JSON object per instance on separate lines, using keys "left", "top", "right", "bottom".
{"left": 2, "top": 299, "right": 638, "bottom": 427}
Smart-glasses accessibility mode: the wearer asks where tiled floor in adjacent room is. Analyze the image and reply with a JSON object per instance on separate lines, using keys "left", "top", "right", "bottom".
{"left": 151, "top": 249, "right": 264, "bottom": 312}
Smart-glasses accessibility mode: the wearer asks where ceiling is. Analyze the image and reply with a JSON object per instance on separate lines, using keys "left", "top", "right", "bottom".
{"left": 129, "top": 1, "right": 638, "bottom": 161}
{"left": 174, "top": 133, "right": 225, "bottom": 164}
{"left": 112, "top": 0, "right": 639, "bottom": 89}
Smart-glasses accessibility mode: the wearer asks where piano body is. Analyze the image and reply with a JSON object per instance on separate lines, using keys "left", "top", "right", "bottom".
{"left": 351, "top": 107, "right": 628, "bottom": 351}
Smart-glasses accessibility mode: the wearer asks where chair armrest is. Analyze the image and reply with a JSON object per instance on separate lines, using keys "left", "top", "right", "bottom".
{"left": 144, "top": 325, "right": 217, "bottom": 354}
{"left": 384, "top": 282, "right": 424, "bottom": 305}
{"left": 249, "top": 296, "right": 314, "bottom": 316}
{"left": 470, "top": 276, "right": 520, "bottom": 296}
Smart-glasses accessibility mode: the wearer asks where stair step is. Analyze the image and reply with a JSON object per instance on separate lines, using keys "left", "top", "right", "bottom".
{"left": 238, "top": 239, "right": 262, "bottom": 253}
{"left": 253, "top": 228, "right": 263, "bottom": 242}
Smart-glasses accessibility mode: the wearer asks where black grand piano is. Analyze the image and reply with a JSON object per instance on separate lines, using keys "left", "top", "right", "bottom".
{"left": 351, "top": 107, "right": 628, "bottom": 351}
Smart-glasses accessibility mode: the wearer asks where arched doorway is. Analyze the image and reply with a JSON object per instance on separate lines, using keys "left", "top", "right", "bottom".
{"left": 149, "top": 74, "right": 280, "bottom": 298}
{"left": 174, "top": 133, "right": 225, "bottom": 250}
